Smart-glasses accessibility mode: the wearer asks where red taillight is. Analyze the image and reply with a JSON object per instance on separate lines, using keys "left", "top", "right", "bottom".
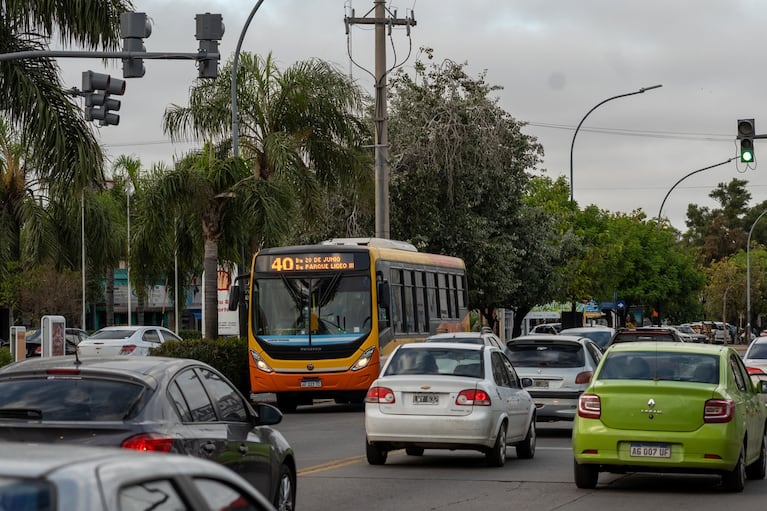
{"left": 365, "top": 386, "right": 395, "bottom": 404}
{"left": 35, "top": 346, "right": 42, "bottom": 355}
{"left": 747, "top": 366, "right": 766, "bottom": 375}
{"left": 704, "top": 399, "right": 734, "bottom": 423}
{"left": 119, "top": 344, "right": 137, "bottom": 355}
{"left": 575, "top": 371, "right": 593, "bottom": 384}
{"left": 121, "top": 434, "right": 174, "bottom": 452}
{"left": 577, "top": 394, "right": 601, "bottom": 419}
{"left": 455, "top": 389, "right": 491, "bottom": 406}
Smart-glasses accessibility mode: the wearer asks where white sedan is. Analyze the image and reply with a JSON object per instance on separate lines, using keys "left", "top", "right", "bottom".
{"left": 77, "top": 325, "right": 182, "bottom": 356}
{"left": 364, "top": 342, "right": 536, "bottom": 467}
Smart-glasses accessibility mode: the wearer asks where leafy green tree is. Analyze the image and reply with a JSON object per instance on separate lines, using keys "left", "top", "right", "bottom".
{"left": 684, "top": 178, "right": 750, "bottom": 263}
{"left": 386, "top": 53, "right": 547, "bottom": 331}
{"left": 0, "top": 0, "right": 132, "bottom": 193}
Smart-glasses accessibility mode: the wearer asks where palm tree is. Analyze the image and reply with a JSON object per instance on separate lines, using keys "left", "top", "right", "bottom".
{"left": 0, "top": 0, "right": 133, "bottom": 193}
{"left": 159, "top": 52, "right": 373, "bottom": 338}
{"left": 164, "top": 52, "right": 373, "bottom": 247}
{"left": 131, "top": 144, "right": 293, "bottom": 339}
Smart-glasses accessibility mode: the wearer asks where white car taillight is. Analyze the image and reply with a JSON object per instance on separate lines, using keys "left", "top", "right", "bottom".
{"left": 119, "top": 344, "right": 137, "bottom": 355}
{"left": 365, "top": 386, "right": 395, "bottom": 403}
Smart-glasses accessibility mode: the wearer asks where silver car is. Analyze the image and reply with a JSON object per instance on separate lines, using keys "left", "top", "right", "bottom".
{"left": 0, "top": 442, "right": 275, "bottom": 510}
{"left": 506, "top": 335, "right": 602, "bottom": 422}
{"left": 77, "top": 325, "right": 182, "bottom": 356}
{"left": 365, "top": 342, "right": 536, "bottom": 467}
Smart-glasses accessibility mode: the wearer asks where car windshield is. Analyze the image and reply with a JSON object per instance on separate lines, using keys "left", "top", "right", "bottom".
{"left": 384, "top": 347, "right": 483, "bottom": 377}
{"left": 506, "top": 343, "right": 584, "bottom": 368}
{"left": 89, "top": 329, "right": 136, "bottom": 340}
{"left": 0, "top": 378, "right": 145, "bottom": 421}
{"left": 562, "top": 330, "right": 611, "bottom": 349}
{"left": 747, "top": 343, "right": 767, "bottom": 360}
{"left": 598, "top": 351, "right": 719, "bottom": 383}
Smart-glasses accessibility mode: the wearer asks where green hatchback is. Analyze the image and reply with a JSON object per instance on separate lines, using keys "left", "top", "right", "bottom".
{"left": 572, "top": 342, "right": 767, "bottom": 491}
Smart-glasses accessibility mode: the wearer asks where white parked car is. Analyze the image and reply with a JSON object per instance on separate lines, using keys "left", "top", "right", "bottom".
{"left": 743, "top": 336, "right": 767, "bottom": 374}
{"left": 77, "top": 325, "right": 183, "bottom": 356}
{"left": 364, "top": 342, "right": 536, "bottom": 467}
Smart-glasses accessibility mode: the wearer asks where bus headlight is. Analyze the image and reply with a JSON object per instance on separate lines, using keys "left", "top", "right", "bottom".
{"left": 351, "top": 347, "right": 375, "bottom": 371}
{"left": 249, "top": 349, "right": 274, "bottom": 373}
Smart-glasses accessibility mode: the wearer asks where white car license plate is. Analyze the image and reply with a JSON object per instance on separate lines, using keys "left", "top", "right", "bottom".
{"left": 300, "top": 379, "right": 322, "bottom": 388}
{"left": 412, "top": 393, "right": 438, "bottom": 405}
{"left": 534, "top": 379, "right": 549, "bottom": 388}
{"left": 630, "top": 443, "right": 671, "bottom": 458}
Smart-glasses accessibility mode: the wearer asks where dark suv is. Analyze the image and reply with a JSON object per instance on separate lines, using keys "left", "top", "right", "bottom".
{"left": 606, "top": 327, "right": 685, "bottom": 349}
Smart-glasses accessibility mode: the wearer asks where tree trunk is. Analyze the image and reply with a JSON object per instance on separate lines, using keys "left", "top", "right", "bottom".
{"left": 203, "top": 237, "right": 219, "bottom": 340}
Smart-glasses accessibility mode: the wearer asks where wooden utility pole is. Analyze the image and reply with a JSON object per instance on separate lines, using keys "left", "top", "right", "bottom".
{"left": 345, "top": 1, "right": 416, "bottom": 239}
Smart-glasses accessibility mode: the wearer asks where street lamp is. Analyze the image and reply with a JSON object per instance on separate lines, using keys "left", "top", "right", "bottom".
{"left": 231, "top": 0, "right": 265, "bottom": 158}
{"left": 126, "top": 181, "right": 133, "bottom": 326}
{"left": 569, "top": 84, "right": 662, "bottom": 202}
{"left": 656, "top": 158, "right": 734, "bottom": 224}
{"left": 747, "top": 209, "right": 767, "bottom": 343}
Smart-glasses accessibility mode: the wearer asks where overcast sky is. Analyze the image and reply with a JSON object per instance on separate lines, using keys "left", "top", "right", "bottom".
{"left": 55, "top": 0, "right": 767, "bottom": 232}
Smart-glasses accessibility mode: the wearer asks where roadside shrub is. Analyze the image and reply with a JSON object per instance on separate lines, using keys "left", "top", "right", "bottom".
{"left": 179, "top": 329, "right": 202, "bottom": 340}
{"left": 0, "top": 347, "right": 11, "bottom": 368}
{"left": 150, "top": 337, "right": 249, "bottom": 398}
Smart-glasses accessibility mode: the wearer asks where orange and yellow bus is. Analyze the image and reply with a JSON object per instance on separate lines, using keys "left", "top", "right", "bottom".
{"left": 231, "top": 237, "right": 469, "bottom": 411}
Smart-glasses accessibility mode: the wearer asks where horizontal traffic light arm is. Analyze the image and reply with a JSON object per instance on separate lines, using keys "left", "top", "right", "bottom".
{"left": 0, "top": 49, "right": 218, "bottom": 62}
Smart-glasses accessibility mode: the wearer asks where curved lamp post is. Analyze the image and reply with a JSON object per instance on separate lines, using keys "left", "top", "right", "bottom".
{"left": 656, "top": 158, "right": 734, "bottom": 224}
{"left": 747, "top": 209, "right": 767, "bottom": 342}
{"left": 232, "top": 0, "right": 266, "bottom": 158}
{"left": 569, "top": 84, "right": 662, "bottom": 202}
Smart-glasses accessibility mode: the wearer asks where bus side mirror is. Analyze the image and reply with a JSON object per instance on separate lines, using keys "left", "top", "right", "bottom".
{"left": 377, "top": 281, "right": 390, "bottom": 309}
{"left": 228, "top": 285, "right": 240, "bottom": 311}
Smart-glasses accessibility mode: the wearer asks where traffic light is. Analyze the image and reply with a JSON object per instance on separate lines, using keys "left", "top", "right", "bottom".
{"left": 195, "top": 13, "right": 225, "bottom": 78}
{"left": 120, "top": 12, "right": 152, "bottom": 78}
{"left": 82, "top": 71, "right": 126, "bottom": 126}
{"left": 738, "top": 118, "right": 756, "bottom": 163}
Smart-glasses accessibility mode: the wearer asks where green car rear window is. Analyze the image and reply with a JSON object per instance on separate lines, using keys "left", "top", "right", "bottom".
{"left": 599, "top": 351, "right": 719, "bottom": 383}
{"left": 0, "top": 378, "right": 145, "bottom": 421}
{"left": 613, "top": 333, "right": 676, "bottom": 343}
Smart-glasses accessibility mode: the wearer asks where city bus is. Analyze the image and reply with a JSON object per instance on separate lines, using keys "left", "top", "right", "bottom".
{"left": 229, "top": 237, "right": 469, "bottom": 411}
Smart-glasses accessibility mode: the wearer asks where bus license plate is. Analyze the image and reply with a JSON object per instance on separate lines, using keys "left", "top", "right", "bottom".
{"left": 300, "top": 379, "right": 322, "bottom": 388}
{"left": 413, "top": 393, "right": 438, "bottom": 405}
{"left": 630, "top": 444, "right": 671, "bottom": 458}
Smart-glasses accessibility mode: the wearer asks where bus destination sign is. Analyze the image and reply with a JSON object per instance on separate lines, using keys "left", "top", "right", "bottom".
{"left": 257, "top": 252, "right": 368, "bottom": 272}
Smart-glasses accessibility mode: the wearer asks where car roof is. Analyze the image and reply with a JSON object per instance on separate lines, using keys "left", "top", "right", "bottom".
{"left": 510, "top": 334, "right": 590, "bottom": 343}
{"left": 0, "top": 441, "right": 253, "bottom": 481}
{"left": 93, "top": 325, "right": 170, "bottom": 332}
{"left": 606, "top": 341, "right": 729, "bottom": 355}
{"left": 0, "top": 355, "right": 203, "bottom": 385}
{"left": 399, "top": 341, "right": 484, "bottom": 352}
{"left": 559, "top": 326, "right": 614, "bottom": 332}
{"left": 426, "top": 332, "right": 487, "bottom": 339}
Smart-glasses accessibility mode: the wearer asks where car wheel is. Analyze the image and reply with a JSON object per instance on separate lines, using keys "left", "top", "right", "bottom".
{"left": 573, "top": 460, "right": 599, "bottom": 489}
{"left": 405, "top": 446, "right": 424, "bottom": 456}
{"left": 273, "top": 463, "right": 296, "bottom": 511}
{"left": 366, "top": 439, "right": 388, "bottom": 465}
{"left": 515, "top": 417, "right": 536, "bottom": 459}
{"left": 746, "top": 433, "right": 767, "bottom": 480}
{"left": 722, "top": 445, "right": 746, "bottom": 492}
{"left": 486, "top": 422, "right": 507, "bottom": 467}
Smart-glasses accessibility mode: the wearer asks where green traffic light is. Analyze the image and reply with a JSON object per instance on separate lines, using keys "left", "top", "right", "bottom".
{"left": 741, "top": 138, "right": 755, "bottom": 163}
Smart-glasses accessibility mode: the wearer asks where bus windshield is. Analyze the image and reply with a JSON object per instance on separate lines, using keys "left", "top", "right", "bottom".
{"left": 253, "top": 273, "right": 372, "bottom": 342}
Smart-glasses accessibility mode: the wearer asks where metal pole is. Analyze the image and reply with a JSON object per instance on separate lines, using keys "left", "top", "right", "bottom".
{"left": 747, "top": 209, "right": 767, "bottom": 343}
{"left": 569, "top": 84, "right": 662, "bottom": 202}
{"left": 231, "top": 0, "right": 266, "bottom": 158}
{"left": 657, "top": 158, "right": 733, "bottom": 224}
{"left": 174, "top": 221, "right": 179, "bottom": 335}
{"left": 81, "top": 189, "right": 86, "bottom": 330}
{"left": 126, "top": 185, "right": 132, "bottom": 326}
{"left": 374, "top": 0, "right": 389, "bottom": 238}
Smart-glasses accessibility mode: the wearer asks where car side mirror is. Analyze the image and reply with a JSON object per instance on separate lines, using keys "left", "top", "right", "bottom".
{"left": 228, "top": 285, "right": 240, "bottom": 311}
{"left": 759, "top": 380, "right": 767, "bottom": 394}
{"left": 520, "top": 377, "right": 534, "bottom": 388}
{"left": 253, "top": 402, "right": 283, "bottom": 427}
